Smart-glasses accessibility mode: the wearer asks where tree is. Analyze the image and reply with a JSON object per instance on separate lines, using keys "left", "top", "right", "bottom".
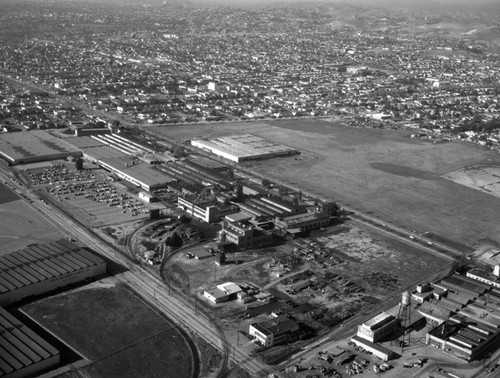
{"left": 172, "top": 145, "right": 185, "bottom": 158}
{"left": 164, "top": 232, "right": 183, "bottom": 248}
{"left": 261, "top": 178, "right": 272, "bottom": 188}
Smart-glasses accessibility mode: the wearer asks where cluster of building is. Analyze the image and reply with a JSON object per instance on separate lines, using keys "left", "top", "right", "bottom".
{"left": 350, "top": 265, "right": 500, "bottom": 364}
{"left": 0, "top": 116, "right": 337, "bottom": 251}
{"left": 0, "top": 239, "right": 106, "bottom": 377}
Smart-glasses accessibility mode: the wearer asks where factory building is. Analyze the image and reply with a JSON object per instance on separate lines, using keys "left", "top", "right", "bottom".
{"left": 81, "top": 145, "right": 173, "bottom": 192}
{"left": 466, "top": 265, "right": 500, "bottom": 289}
{"left": 0, "top": 131, "right": 82, "bottom": 165}
{"left": 221, "top": 220, "right": 273, "bottom": 250}
{"left": 356, "top": 312, "right": 398, "bottom": 343}
{"left": 177, "top": 196, "right": 238, "bottom": 223}
{"left": 406, "top": 270, "right": 500, "bottom": 361}
{"left": 203, "top": 282, "right": 242, "bottom": 304}
{"left": 350, "top": 336, "right": 394, "bottom": 361}
{"left": 249, "top": 316, "right": 300, "bottom": 347}
{"left": 0, "top": 307, "right": 60, "bottom": 378}
{"left": 0, "top": 239, "right": 107, "bottom": 306}
{"left": 274, "top": 211, "right": 330, "bottom": 233}
{"left": 191, "top": 134, "right": 298, "bottom": 163}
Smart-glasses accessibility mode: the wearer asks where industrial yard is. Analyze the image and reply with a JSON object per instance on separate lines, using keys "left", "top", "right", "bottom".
{"left": 1, "top": 116, "right": 500, "bottom": 378}
{"left": 162, "top": 220, "right": 449, "bottom": 364}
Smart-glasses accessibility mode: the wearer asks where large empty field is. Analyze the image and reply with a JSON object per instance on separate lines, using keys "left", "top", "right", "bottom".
{"left": 22, "top": 278, "right": 197, "bottom": 378}
{"left": 151, "top": 120, "right": 500, "bottom": 248}
{"left": 0, "top": 185, "right": 63, "bottom": 254}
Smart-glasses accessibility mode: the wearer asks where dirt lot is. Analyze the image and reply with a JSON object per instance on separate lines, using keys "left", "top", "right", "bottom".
{"left": 0, "top": 181, "right": 19, "bottom": 204}
{"left": 0, "top": 196, "right": 63, "bottom": 255}
{"left": 151, "top": 120, "right": 500, "bottom": 248}
{"left": 21, "top": 277, "right": 198, "bottom": 378}
{"left": 441, "top": 165, "right": 500, "bottom": 198}
{"left": 166, "top": 221, "right": 446, "bottom": 339}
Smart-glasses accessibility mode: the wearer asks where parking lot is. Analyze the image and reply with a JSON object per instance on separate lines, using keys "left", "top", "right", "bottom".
{"left": 25, "top": 163, "right": 152, "bottom": 227}
{"left": 46, "top": 179, "right": 150, "bottom": 226}
{"left": 25, "top": 163, "right": 96, "bottom": 186}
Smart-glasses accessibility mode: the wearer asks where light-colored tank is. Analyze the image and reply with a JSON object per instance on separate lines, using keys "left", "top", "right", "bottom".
{"left": 144, "top": 251, "right": 155, "bottom": 260}
{"left": 401, "top": 290, "right": 411, "bottom": 307}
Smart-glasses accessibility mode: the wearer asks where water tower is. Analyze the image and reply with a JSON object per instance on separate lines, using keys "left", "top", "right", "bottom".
{"left": 397, "top": 291, "right": 412, "bottom": 352}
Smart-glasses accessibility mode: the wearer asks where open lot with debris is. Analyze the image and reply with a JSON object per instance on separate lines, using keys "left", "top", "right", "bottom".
{"left": 21, "top": 277, "right": 198, "bottom": 378}
{"left": 151, "top": 120, "right": 500, "bottom": 248}
{"left": 165, "top": 221, "right": 447, "bottom": 343}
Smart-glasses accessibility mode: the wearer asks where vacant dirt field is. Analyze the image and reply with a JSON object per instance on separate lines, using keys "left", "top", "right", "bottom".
{"left": 22, "top": 278, "right": 197, "bottom": 378}
{"left": 0, "top": 198, "right": 63, "bottom": 254}
{"left": 151, "top": 120, "right": 500, "bottom": 247}
{"left": 441, "top": 165, "right": 500, "bottom": 198}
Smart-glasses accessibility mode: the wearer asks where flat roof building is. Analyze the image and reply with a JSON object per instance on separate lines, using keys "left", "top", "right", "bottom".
{"left": 191, "top": 134, "right": 298, "bottom": 163}
{"left": 0, "top": 239, "right": 106, "bottom": 306}
{"left": 203, "top": 282, "right": 242, "bottom": 304}
{"left": 0, "top": 307, "right": 60, "bottom": 378}
{"left": 222, "top": 220, "right": 273, "bottom": 250}
{"left": 80, "top": 145, "right": 173, "bottom": 192}
{"left": 274, "top": 211, "right": 330, "bottom": 232}
{"left": 0, "top": 131, "right": 82, "bottom": 165}
{"left": 178, "top": 196, "right": 238, "bottom": 223}
{"left": 357, "top": 312, "right": 398, "bottom": 343}
{"left": 249, "top": 316, "right": 300, "bottom": 348}
{"left": 351, "top": 335, "right": 394, "bottom": 361}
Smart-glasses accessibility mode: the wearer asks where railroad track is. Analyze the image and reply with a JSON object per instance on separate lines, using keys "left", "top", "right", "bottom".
{"left": 0, "top": 170, "right": 232, "bottom": 377}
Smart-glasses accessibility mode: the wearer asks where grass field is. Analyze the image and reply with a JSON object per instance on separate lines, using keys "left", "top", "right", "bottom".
{"left": 22, "top": 278, "right": 197, "bottom": 378}
{"left": 151, "top": 120, "right": 500, "bottom": 248}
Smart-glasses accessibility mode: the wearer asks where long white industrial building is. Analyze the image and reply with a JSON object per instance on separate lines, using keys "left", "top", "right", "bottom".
{"left": 191, "top": 134, "right": 298, "bottom": 163}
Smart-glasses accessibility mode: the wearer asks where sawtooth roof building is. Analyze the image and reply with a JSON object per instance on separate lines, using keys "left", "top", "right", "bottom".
{"left": 0, "top": 306, "right": 60, "bottom": 378}
{"left": 0, "top": 239, "right": 106, "bottom": 306}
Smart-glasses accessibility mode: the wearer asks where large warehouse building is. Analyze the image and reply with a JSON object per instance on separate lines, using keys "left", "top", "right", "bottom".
{"left": 0, "top": 306, "right": 60, "bottom": 378}
{"left": 0, "top": 239, "right": 107, "bottom": 306}
{"left": 191, "top": 134, "right": 298, "bottom": 163}
{"left": 0, "top": 131, "right": 82, "bottom": 165}
{"left": 64, "top": 136, "right": 173, "bottom": 192}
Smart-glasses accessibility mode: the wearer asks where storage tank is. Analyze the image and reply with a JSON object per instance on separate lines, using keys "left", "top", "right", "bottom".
{"left": 401, "top": 291, "right": 411, "bottom": 307}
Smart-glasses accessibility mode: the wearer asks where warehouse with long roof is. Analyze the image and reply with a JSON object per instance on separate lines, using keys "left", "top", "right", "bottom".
{"left": 0, "top": 239, "right": 106, "bottom": 306}
{"left": 0, "top": 306, "right": 60, "bottom": 378}
{"left": 191, "top": 134, "right": 298, "bottom": 163}
{"left": 0, "top": 131, "right": 82, "bottom": 165}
